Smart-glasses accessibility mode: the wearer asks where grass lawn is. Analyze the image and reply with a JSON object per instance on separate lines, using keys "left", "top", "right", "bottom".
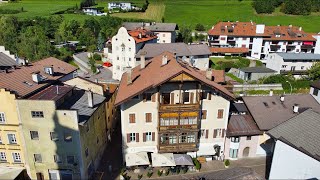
{"left": 0, "top": 0, "right": 319, "bottom": 32}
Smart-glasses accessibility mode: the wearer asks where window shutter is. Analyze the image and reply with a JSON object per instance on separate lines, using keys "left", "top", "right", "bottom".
{"left": 213, "top": 129, "right": 217, "bottom": 138}
{"left": 133, "top": 114, "right": 136, "bottom": 123}
{"left": 127, "top": 134, "right": 130, "bottom": 143}
{"left": 151, "top": 93, "right": 156, "bottom": 102}
{"left": 208, "top": 92, "right": 211, "bottom": 100}
{"left": 218, "top": 109, "right": 224, "bottom": 119}
{"left": 222, "top": 129, "right": 225, "bottom": 138}
{"left": 152, "top": 132, "right": 155, "bottom": 141}
{"left": 136, "top": 133, "right": 139, "bottom": 142}
{"left": 170, "top": 93, "right": 175, "bottom": 104}
{"left": 143, "top": 133, "right": 146, "bottom": 142}
{"left": 190, "top": 92, "right": 194, "bottom": 104}
{"left": 202, "top": 110, "right": 207, "bottom": 119}
{"left": 205, "top": 130, "right": 209, "bottom": 139}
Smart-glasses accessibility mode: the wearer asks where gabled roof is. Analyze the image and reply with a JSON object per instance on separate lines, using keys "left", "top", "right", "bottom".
{"left": 268, "top": 109, "right": 320, "bottom": 161}
{"left": 128, "top": 28, "right": 157, "bottom": 44}
{"left": 115, "top": 52, "right": 234, "bottom": 106}
{"left": 227, "top": 114, "right": 263, "bottom": 137}
{"left": 242, "top": 94, "right": 320, "bottom": 130}
{"left": 0, "top": 57, "right": 77, "bottom": 98}
{"left": 123, "top": 22, "right": 177, "bottom": 32}
{"left": 136, "top": 43, "right": 211, "bottom": 58}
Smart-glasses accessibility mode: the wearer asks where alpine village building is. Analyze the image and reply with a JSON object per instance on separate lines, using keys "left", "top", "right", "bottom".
{"left": 114, "top": 52, "right": 235, "bottom": 166}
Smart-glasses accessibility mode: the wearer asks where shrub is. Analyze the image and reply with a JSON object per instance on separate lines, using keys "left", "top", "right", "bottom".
{"left": 157, "top": 170, "right": 163, "bottom": 177}
{"left": 138, "top": 174, "right": 143, "bottom": 180}
{"left": 165, "top": 169, "right": 170, "bottom": 176}
{"left": 93, "top": 53, "right": 102, "bottom": 61}
{"left": 195, "top": 23, "right": 205, "bottom": 31}
{"left": 147, "top": 171, "right": 153, "bottom": 178}
{"left": 176, "top": 168, "right": 180, "bottom": 174}
{"left": 193, "top": 158, "right": 201, "bottom": 170}
{"left": 224, "top": 159, "right": 230, "bottom": 166}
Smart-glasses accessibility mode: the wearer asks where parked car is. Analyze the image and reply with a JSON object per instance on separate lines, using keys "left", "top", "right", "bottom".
{"left": 103, "top": 62, "right": 113, "bottom": 67}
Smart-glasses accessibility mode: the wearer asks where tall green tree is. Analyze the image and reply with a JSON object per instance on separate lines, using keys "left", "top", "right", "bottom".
{"left": 57, "top": 20, "right": 80, "bottom": 42}
{"left": 282, "top": 0, "right": 312, "bottom": 15}
{"left": 77, "top": 28, "right": 97, "bottom": 51}
{"left": 83, "top": 18, "right": 100, "bottom": 37}
{"left": 308, "top": 62, "right": 320, "bottom": 80}
{"left": 97, "top": 32, "right": 105, "bottom": 51}
{"left": 18, "top": 26, "right": 52, "bottom": 61}
{"left": 178, "top": 26, "right": 193, "bottom": 44}
{"left": 0, "top": 16, "right": 19, "bottom": 53}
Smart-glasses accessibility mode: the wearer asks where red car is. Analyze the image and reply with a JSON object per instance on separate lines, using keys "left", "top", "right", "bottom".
{"left": 103, "top": 62, "right": 112, "bottom": 67}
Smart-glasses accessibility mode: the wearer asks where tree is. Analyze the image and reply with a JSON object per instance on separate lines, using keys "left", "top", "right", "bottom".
{"left": 252, "top": 0, "right": 276, "bottom": 14}
{"left": 97, "top": 32, "right": 105, "bottom": 51}
{"left": 178, "top": 26, "right": 192, "bottom": 44}
{"left": 195, "top": 23, "right": 205, "bottom": 31}
{"left": 0, "top": 16, "right": 19, "bottom": 53}
{"left": 57, "top": 20, "right": 80, "bottom": 41}
{"left": 83, "top": 18, "right": 100, "bottom": 37}
{"left": 18, "top": 26, "right": 52, "bottom": 61}
{"left": 308, "top": 62, "right": 320, "bottom": 80}
{"left": 77, "top": 28, "right": 97, "bottom": 50}
{"left": 282, "top": 0, "right": 312, "bottom": 15}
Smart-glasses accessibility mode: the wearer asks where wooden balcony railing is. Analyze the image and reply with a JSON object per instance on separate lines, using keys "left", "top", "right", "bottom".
{"left": 159, "top": 103, "right": 200, "bottom": 112}
{"left": 158, "top": 143, "right": 197, "bottom": 153}
{"left": 159, "top": 124, "right": 198, "bottom": 131}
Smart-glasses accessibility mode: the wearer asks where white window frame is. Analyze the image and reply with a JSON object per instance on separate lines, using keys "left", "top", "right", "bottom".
{"left": 130, "top": 133, "right": 136, "bottom": 142}
{"left": 231, "top": 136, "right": 240, "bottom": 143}
{"left": 0, "top": 112, "right": 5, "bottom": 123}
{"left": 12, "top": 152, "right": 21, "bottom": 163}
{"left": 31, "top": 111, "right": 44, "bottom": 118}
{"left": 146, "top": 132, "right": 152, "bottom": 141}
{"left": 0, "top": 152, "right": 6, "bottom": 161}
{"left": 169, "top": 135, "right": 177, "bottom": 144}
{"left": 50, "top": 132, "right": 59, "bottom": 141}
{"left": 8, "top": 134, "right": 17, "bottom": 144}
{"left": 229, "top": 148, "right": 238, "bottom": 158}
{"left": 30, "top": 131, "right": 39, "bottom": 140}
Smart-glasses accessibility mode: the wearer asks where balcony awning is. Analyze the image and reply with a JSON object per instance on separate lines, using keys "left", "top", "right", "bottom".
{"left": 196, "top": 144, "right": 216, "bottom": 156}
{"left": 180, "top": 112, "right": 198, "bottom": 117}
{"left": 173, "top": 154, "right": 194, "bottom": 166}
{"left": 160, "top": 113, "right": 179, "bottom": 118}
{"left": 303, "top": 41, "right": 313, "bottom": 45}
{"left": 125, "top": 152, "right": 150, "bottom": 166}
{"left": 152, "top": 153, "right": 176, "bottom": 167}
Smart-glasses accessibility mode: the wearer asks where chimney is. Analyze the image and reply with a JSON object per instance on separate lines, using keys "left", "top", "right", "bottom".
{"left": 269, "top": 89, "right": 273, "bottom": 96}
{"left": 87, "top": 91, "right": 94, "bottom": 108}
{"left": 206, "top": 69, "right": 212, "bottom": 80}
{"left": 299, "top": 27, "right": 302, "bottom": 31}
{"left": 280, "top": 95, "right": 285, "bottom": 103}
{"left": 293, "top": 104, "right": 299, "bottom": 113}
{"left": 138, "top": 33, "right": 142, "bottom": 39}
{"left": 162, "top": 55, "right": 168, "bottom": 65}
{"left": 95, "top": 79, "right": 98, "bottom": 83}
{"left": 127, "top": 69, "right": 132, "bottom": 85}
{"left": 32, "top": 72, "right": 41, "bottom": 83}
{"left": 56, "top": 85, "right": 59, "bottom": 95}
{"left": 140, "top": 51, "right": 147, "bottom": 69}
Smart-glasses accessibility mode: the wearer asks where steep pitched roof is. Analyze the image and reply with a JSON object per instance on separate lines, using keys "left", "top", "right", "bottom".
{"left": 115, "top": 52, "right": 234, "bottom": 106}
{"left": 242, "top": 94, "right": 320, "bottom": 130}
{"left": 227, "top": 114, "right": 263, "bottom": 137}
{"left": 268, "top": 109, "right": 320, "bottom": 161}
{"left": 0, "top": 57, "right": 77, "bottom": 98}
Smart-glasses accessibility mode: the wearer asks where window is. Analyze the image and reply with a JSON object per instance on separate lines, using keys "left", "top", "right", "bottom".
{"left": 146, "top": 132, "right": 152, "bottom": 141}
{"left": 217, "top": 109, "right": 224, "bottom": 119}
{"left": 160, "top": 118, "right": 178, "bottom": 126}
{"left": 246, "top": 136, "right": 251, "bottom": 140}
{"left": 67, "top": 156, "right": 75, "bottom": 164}
{"left": 169, "top": 135, "right": 177, "bottom": 144}
{"left": 162, "top": 93, "right": 171, "bottom": 104}
{"left": 116, "top": 65, "right": 120, "bottom": 70}
{"left": 243, "top": 38, "right": 247, "bottom": 40}
{"left": 8, "top": 134, "right": 17, "bottom": 144}
{"left": 301, "top": 66, "right": 304, "bottom": 70}
{"left": 229, "top": 148, "right": 238, "bottom": 158}
{"left": 129, "top": 133, "right": 136, "bottom": 142}
{"left": 117, "top": 56, "right": 119, "bottom": 60}
{"left": 145, "top": 113, "right": 152, "bottom": 123}
{"left": 64, "top": 132, "right": 72, "bottom": 142}
{"left": 0, "top": 152, "right": 6, "bottom": 162}
{"left": 0, "top": 135, "right": 2, "bottom": 144}
{"left": 201, "top": 91, "right": 208, "bottom": 100}
{"left": 187, "top": 134, "right": 195, "bottom": 143}
{"left": 54, "top": 155, "right": 62, "bottom": 163}
{"left": 231, "top": 136, "right": 240, "bottom": 143}
{"left": 85, "top": 148, "right": 89, "bottom": 157}
{"left": 129, "top": 113, "right": 136, "bottom": 123}
{"left": 291, "top": 66, "right": 296, "bottom": 71}
{"left": 313, "top": 88, "right": 319, "bottom": 96}
{"left": 121, "top": 47, "right": 125, "bottom": 52}
{"left": 12, "top": 152, "right": 21, "bottom": 163}
{"left": 129, "top": 58, "right": 132, "bottom": 61}
{"left": 129, "top": 48, "right": 132, "bottom": 51}
{"left": 183, "top": 92, "right": 190, "bottom": 103}
{"left": 31, "top": 111, "right": 44, "bottom": 118}
{"left": 34, "top": 154, "right": 42, "bottom": 163}
{"left": 30, "top": 131, "right": 39, "bottom": 140}
{"left": 200, "top": 129, "right": 208, "bottom": 139}
{"left": 201, "top": 110, "right": 207, "bottom": 120}
{"left": 50, "top": 132, "right": 59, "bottom": 141}
{"left": 162, "top": 34, "right": 165, "bottom": 37}
{"left": 281, "top": 65, "right": 287, "bottom": 68}
{"left": 144, "top": 93, "right": 152, "bottom": 102}
{"left": 0, "top": 113, "right": 5, "bottom": 123}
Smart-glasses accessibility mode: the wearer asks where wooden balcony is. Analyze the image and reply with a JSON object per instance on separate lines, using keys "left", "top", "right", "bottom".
{"left": 159, "top": 124, "right": 198, "bottom": 131}
{"left": 159, "top": 103, "right": 200, "bottom": 112}
{"left": 158, "top": 143, "right": 198, "bottom": 153}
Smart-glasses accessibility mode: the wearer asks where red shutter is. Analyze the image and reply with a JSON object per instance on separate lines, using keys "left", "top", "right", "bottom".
{"left": 151, "top": 93, "right": 156, "bottom": 102}
{"left": 205, "top": 130, "right": 209, "bottom": 139}
{"left": 190, "top": 92, "right": 194, "bottom": 104}
{"left": 170, "top": 93, "right": 175, "bottom": 104}
{"left": 218, "top": 109, "right": 224, "bottom": 119}
{"left": 152, "top": 132, "right": 155, "bottom": 141}
{"left": 127, "top": 133, "right": 130, "bottom": 143}
{"left": 208, "top": 92, "right": 211, "bottom": 100}
{"left": 222, "top": 129, "right": 225, "bottom": 138}
{"left": 136, "top": 133, "right": 139, "bottom": 142}
{"left": 143, "top": 133, "right": 146, "bottom": 142}
{"left": 213, "top": 129, "right": 217, "bottom": 138}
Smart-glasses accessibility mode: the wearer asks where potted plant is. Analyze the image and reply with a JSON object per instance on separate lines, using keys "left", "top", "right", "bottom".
{"left": 157, "top": 170, "right": 163, "bottom": 177}
{"left": 147, "top": 171, "right": 153, "bottom": 178}
{"left": 224, "top": 159, "right": 230, "bottom": 168}
{"left": 138, "top": 174, "right": 143, "bottom": 180}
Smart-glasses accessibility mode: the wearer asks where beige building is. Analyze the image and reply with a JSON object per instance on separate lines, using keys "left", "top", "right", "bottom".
{"left": 115, "top": 52, "right": 234, "bottom": 166}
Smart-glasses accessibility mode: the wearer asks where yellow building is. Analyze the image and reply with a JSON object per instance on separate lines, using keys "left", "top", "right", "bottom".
{"left": 17, "top": 85, "right": 107, "bottom": 179}
{"left": 0, "top": 89, "right": 26, "bottom": 167}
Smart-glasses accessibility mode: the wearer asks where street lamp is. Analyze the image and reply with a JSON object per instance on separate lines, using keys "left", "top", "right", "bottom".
{"left": 285, "top": 81, "right": 292, "bottom": 95}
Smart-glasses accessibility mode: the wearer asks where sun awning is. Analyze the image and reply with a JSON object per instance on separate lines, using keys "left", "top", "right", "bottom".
{"left": 196, "top": 145, "right": 216, "bottom": 156}
{"left": 303, "top": 41, "right": 313, "bottom": 45}
{"left": 125, "top": 152, "right": 150, "bottom": 166}
{"left": 151, "top": 153, "right": 176, "bottom": 167}
{"left": 173, "top": 154, "right": 194, "bottom": 166}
